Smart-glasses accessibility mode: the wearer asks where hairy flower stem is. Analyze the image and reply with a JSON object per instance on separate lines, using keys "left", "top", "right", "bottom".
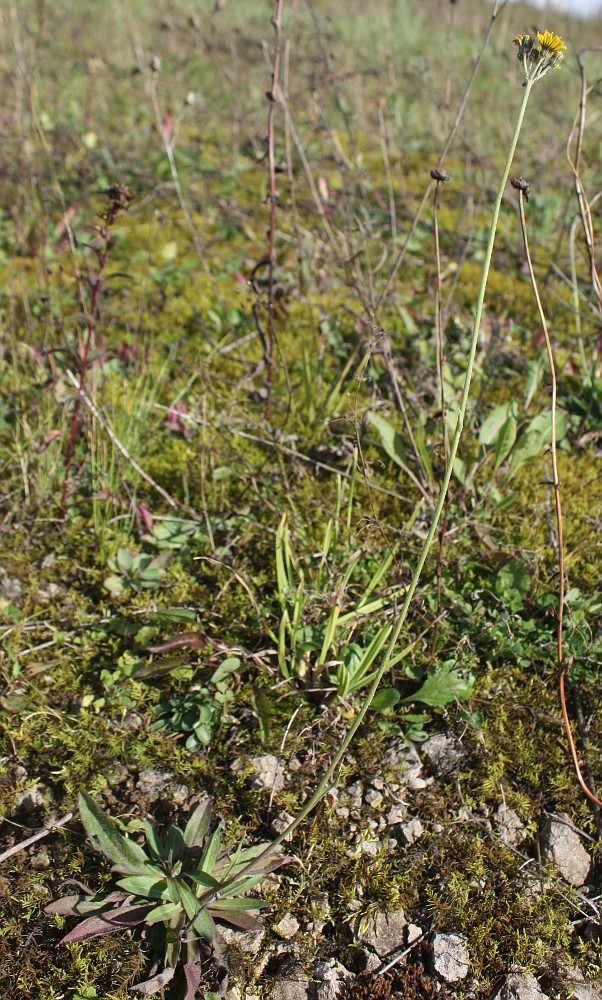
{"left": 225, "top": 80, "right": 537, "bottom": 886}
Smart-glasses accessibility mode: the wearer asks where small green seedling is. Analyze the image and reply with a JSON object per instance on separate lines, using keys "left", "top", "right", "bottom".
{"left": 104, "top": 548, "right": 171, "bottom": 597}
{"left": 152, "top": 658, "right": 242, "bottom": 750}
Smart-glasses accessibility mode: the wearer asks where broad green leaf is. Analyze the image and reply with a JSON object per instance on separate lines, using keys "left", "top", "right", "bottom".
{"left": 199, "top": 825, "right": 221, "bottom": 874}
{"left": 403, "top": 667, "right": 474, "bottom": 707}
{"left": 103, "top": 575, "right": 126, "bottom": 596}
{"left": 176, "top": 879, "right": 204, "bottom": 922}
{"left": 164, "top": 825, "right": 186, "bottom": 860}
{"left": 223, "top": 874, "right": 264, "bottom": 895}
{"left": 79, "top": 794, "right": 160, "bottom": 876}
{"left": 525, "top": 354, "right": 545, "bottom": 409}
{"left": 496, "top": 560, "right": 530, "bottom": 601}
{"left": 115, "top": 876, "right": 167, "bottom": 899}
{"left": 147, "top": 608, "right": 196, "bottom": 624}
{"left": 479, "top": 403, "right": 514, "bottom": 446}
{"left": 145, "top": 901, "right": 183, "bottom": 925}
{"left": 366, "top": 411, "right": 407, "bottom": 467}
{"left": 192, "top": 906, "right": 218, "bottom": 941}
{"left": 252, "top": 689, "right": 272, "bottom": 744}
{"left": 452, "top": 455, "right": 466, "bottom": 485}
{"left": 143, "top": 820, "right": 164, "bottom": 861}
{"left": 370, "top": 688, "right": 401, "bottom": 712}
{"left": 183, "top": 799, "right": 212, "bottom": 849}
{"left": 116, "top": 548, "right": 133, "bottom": 573}
{"left": 188, "top": 871, "right": 221, "bottom": 890}
{"left": 527, "top": 409, "right": 569, "bottom": 439}
{"left": 509, "top": 409, "right": 569, "bottom": 474}
{"left": 398, "top": 304, "right": 418, "bottom": 335}
{"left": 493, "top": 416, "right": 517, "bottom": 472}
{"left": 210, "top": 896, "right": 266, "bottom": 910}
{"left": 210, "top": 657, "right": 241, "bottom": 684}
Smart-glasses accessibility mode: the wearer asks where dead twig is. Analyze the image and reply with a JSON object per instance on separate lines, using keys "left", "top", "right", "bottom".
{"left": 377, "top": 0, "right": 505, "bottom": 307}
{"left": 0, "top": 812, "right": 74, "bottom": 864}
{"left": 64, "top": 369, "right": 187, "bottom": 516}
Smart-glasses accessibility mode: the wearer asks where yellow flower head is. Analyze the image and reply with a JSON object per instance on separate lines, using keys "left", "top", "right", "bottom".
{"left": 514, "top": 29, "right": 566, "bottom": 83}
{"left": 537, "top": 30, "right": 566, "bottom": 56}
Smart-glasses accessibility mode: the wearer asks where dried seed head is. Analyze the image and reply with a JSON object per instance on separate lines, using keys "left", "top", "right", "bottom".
{"left": 430, "top": 168, "right": 449, "bottom": 183}
{"left": 184, "top": 91, "right": 196, "bottom": 106}
{"left": 105, "top": 183, "right": 133, "bottom": 223}
{"left": 150, "top": 56, "right": 161, "bottom": 73}
{"left": 511, "top": 176, "right": 531, "bottom": 201}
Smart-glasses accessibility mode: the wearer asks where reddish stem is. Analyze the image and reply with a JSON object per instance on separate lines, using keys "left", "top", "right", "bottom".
{"left": 59, "top": 228, "right": 113, "bottom": 520}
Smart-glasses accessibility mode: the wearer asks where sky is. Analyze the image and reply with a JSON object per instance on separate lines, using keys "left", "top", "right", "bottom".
{"left": 504, "top": 0, "right": 602, "bottom": 14}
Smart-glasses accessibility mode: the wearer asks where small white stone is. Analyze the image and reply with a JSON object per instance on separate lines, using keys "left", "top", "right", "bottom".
{"left": 494, "top": 804, "right": 526, "bottom": 846}
{"left": 274, "top": 914, "right": 300, "bottom": 939}
{"left": 353, "top": 908, "right": 406, "bottom": 957}
{"left": 429, "top": 932, "right": 469, "bottom": 982}
{"left": 540, "top": 813, "right": 591, "bottom": 887}
{"left": 492, "top": 972, "right": 549, "bottom": 1000}
{"left": 400, "top": 819, "right": 424, "bottom": 845}
{"left": 360, "top": 839, "right": 382, "bottom": 857}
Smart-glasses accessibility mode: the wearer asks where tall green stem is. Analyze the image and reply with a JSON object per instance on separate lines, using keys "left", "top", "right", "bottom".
{"left": 238, "top": 80, "right": 535, "bottom": 875}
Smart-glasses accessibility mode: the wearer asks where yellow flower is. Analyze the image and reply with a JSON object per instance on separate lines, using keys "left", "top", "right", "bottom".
{"left": 537, "top": 30, "right": 566, "bottom": 56}
{"left": 514, "top": 29, "right": 566, "bottom": 83}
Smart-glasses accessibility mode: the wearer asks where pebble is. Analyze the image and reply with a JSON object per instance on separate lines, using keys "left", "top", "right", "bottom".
{"left": 429, "top": 931, "right": 469, "bottom": 982}
{"left": 382, "top": 742, "right": 424, "bottom": 788}
{"left": 494, "top": 803, "right": 526, "bottom": 846}
{"left": 352, "top": 908, "right": 407, "bottom": 957}
{"left": 421, "top": 734, "right": 465, "bottom": 777}
{"left": 399, "top": 818, "right": 424, "bottom": 845}
{"left": 218, "top": 924, "right": 265, "bottom": 956}
{"left": 273, "top": 914, "right": 300, "bottom": 939}
{"left": 267, "top": 961, "right": 311, "bottom": 1000}
{"left": 233, "top": 754, "right": 286, "bottom": 794}
{"left": 492, "top": 972, "right": 549, "bottom": 1000}
{"left": 540, "top": 813, "right": 591, "bottom": 887}
{"left": 136, "top": 769, "right": 172, "bottom": 798}
{"left": 270, "top": 810, "right": 295, "bottom": 840}
{"left": 0, "top": 574, "right": 22, "bottom": 602}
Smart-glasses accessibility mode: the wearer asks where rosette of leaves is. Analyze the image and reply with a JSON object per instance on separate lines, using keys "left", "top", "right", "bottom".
{"left": 152, "top": 658, "right": 240, "bottom": 750}
{"left": 45, "top": 794, "right": 291, "bottom": 998}
{"left": 104, "top": 548, "right": 171, "bottom": 597}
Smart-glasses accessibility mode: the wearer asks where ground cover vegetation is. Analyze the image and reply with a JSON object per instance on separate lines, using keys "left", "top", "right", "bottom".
{"left": 0, "top": 0, "right": 601, "bottom": 997}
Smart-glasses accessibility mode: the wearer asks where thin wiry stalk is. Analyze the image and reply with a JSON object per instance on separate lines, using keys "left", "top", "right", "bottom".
{"left": 516, "top": 185, "right": 602, "bottom": 812}
{"left": 566, "top": 50, "right": 602, "bottom": 314}
{"left": 264, "top": 0, "right": 285, "bottom": 422}
{"left": 430, "top": 171, "right": 451, "bottom": 663}
{"left": 376, "top": 0, "right": 505, "bottom": 308}
{"left": 379, "top": 99, "right": 397, "bottom": 244}
{"left": 568, "top": 216, "right": 590, "bottom": 383}
{"left": 148, "top": 69, "right": 221, "bottom": 306}
{"left": 443, "top": 0, "right": 457, "bottom": 135}
{"left": 60, "top": 219, "right": 115, "bottom": 520}
{"left": 223, "top": 76, "right": 537, "bottom": 880}
{"left": 64, "top": 370, "right": 183, "bottom": 515}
